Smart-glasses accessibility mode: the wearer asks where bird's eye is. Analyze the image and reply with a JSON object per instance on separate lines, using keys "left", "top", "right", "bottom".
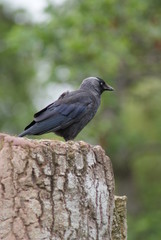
{"left": 100, "top": 82, "right": 104, "bottom": 86}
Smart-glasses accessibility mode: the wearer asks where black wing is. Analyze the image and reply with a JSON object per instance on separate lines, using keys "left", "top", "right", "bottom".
{"left": 33, "top": 91, "right": 69, "bottom": 119}
{"left": 24, "top": 91, "right": 94, "bottom": 135}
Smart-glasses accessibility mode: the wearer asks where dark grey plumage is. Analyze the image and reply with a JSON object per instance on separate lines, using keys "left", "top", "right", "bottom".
{"left": 19, "top": 77, "right": 114, "bottom": 141}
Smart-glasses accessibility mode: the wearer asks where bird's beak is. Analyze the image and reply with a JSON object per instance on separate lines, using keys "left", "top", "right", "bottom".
{"left": 104, "top": 83, "right": 114, "bottom": 91}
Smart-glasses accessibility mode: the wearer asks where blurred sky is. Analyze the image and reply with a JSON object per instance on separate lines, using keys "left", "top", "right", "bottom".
{"left": 0, "top": 0, "right": 73, "bottom": 109}
{"left": 0, "top": 0, "right": 65, "bottom": 22}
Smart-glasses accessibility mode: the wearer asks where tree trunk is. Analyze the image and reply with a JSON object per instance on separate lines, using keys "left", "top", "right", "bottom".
{"left": 0, "top": 134, "right": 127, "bottom": 240}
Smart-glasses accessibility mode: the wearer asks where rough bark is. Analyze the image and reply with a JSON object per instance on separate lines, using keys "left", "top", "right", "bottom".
{"left": 112, "top": 196, "right": 127, "bottom": 240}
{"left": 0, "top": 134, "right": 126, "bottom": 240}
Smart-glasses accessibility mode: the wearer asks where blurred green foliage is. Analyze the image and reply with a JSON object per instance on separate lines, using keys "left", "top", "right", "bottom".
{"left": 0, "top": 0, "right": 161, "bottom": 239}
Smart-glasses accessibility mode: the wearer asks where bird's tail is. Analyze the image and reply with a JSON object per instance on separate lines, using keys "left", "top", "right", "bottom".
{"left": 18, "top": 130, "right": 29, "bottom": 137}
{"left": 18, "top": 120, "right": 36, "bottom": 137}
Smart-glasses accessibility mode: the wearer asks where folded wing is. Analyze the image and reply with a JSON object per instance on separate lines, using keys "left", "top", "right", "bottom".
{"left": 24, "top": 91, "right": 93, "bottom": 135}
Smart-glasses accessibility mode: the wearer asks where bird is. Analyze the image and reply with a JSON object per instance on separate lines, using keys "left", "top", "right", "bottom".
{"left": 18, "top": 77, "right": 114, "bottom": 141}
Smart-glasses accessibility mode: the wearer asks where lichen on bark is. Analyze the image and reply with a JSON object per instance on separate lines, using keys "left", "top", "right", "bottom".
{"left": 112, "top": 196, "right": 127, "bottom": 240}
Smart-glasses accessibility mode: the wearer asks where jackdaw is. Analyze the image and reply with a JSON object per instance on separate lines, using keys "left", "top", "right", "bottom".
{"left": 18, "top": 77, "right": 114, "bottom": 141}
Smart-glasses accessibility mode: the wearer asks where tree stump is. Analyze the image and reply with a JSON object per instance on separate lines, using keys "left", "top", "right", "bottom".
{"left": 112, "top": 196, "right": 127, "bottom": 240}
{"left": 0, "top": 134, "right": 127, "bottom": 240}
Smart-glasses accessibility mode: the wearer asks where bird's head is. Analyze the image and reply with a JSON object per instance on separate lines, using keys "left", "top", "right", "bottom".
{"left": 80, "top": 77, "right": 114, "bottom": 95}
